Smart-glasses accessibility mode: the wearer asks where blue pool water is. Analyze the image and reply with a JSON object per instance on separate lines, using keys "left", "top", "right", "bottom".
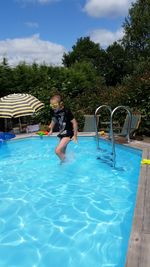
{"left": 0, "top": 137, "right": 142, "bottom": 267}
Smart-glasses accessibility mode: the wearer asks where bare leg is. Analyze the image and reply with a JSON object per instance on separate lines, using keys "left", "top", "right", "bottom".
{"left": 55, "top": 137, "right": 71, "bottom": 161}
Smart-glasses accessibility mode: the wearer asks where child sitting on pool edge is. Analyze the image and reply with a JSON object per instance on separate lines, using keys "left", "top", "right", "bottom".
{"left": 48, "top": 94, "right": 78, "bottom": 162}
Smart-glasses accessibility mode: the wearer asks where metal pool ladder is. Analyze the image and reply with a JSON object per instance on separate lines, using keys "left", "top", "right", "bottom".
{"left": 95, "top": 105, "right": 114, "bottom": 165}
{"left": 95, "top": 105, "right": 132, "bottom": 167}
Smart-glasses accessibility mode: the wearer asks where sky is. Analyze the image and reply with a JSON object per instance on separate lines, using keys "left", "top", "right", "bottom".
{"left": 0, "top": 0, "right": 135, "bottom": 66}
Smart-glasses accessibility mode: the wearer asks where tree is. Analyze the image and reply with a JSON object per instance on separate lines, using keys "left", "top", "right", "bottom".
{"left": 104, "top": 42, "right": 129, "bottom": 86}
{"left": 121, "top": 0, "right": 150, "bottom": 134}
{"left": 122, "top": 0, "right": 150, "bottom": 61}
{"left": 62, "top": 37, "right": 106, "bottom": 75}
{"left": 0, "top": 58, "right": 14, "bottom": 97}
{"left": 122, "top": 58, "right": 150, "bottom": 135}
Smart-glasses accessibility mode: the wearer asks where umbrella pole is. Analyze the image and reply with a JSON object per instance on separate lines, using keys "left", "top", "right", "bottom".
{"left": 19, "top": 117, "right": 22, "bottom": 132}
{"left": 10, "top": 119, "right": 13, "bottom": 131}
{"left": 4, "top": 118, "right": 7, "bottom": 132}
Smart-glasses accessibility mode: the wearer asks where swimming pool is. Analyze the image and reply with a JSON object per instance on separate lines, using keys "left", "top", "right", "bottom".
{"left": 0, "top": 137, "right": 142, "bottom": 267}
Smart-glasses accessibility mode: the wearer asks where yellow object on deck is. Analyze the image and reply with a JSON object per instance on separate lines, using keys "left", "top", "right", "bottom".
{"left": 141, "top": 159, "right": 150, "bottom": 165}
{"left": 99, "top": 131, "right": 106, "bottom": 136}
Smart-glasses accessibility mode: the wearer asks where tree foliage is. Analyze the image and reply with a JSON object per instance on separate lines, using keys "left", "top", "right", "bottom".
{"left": 122, "top": 0, "right": 150, "bottom": 61}
{"left": 104, "top": 42, "right": 129, "bottom": 86}
{"left": 123, "top": 58, "right": 150, "bottom": 134}
{"left": 62, "top": 37, "right": 107, "bottom": 78}
{"left": 63, "top": 37, "right": 129, "bottom": 86}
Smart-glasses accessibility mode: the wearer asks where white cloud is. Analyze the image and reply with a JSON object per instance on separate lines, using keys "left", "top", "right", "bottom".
{"left": 25, "top": 22, "right": 39, "bottom": 28}
{"left": 90, "top": 28, "right": 124, "bottom": 47}
{"left": 84, "top": 0, "right": 134, "bottom": 18}
{"left": 0, "top": 34, "right": 66, "bottom": 66}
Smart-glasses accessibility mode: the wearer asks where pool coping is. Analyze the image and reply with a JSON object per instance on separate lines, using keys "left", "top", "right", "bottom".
{"left": 11, "top": 132, "right": 150, "bottom": 266}
{"left": 125, "top": 141, "right": 150, "bottom": 267}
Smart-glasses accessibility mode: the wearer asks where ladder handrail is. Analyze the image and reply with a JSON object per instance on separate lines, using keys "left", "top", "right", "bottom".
{"left": 95, "top": 105, "right": 112, "bottom": 115}
{"left": 94, "top": 105, "right": 112, "bottom": 150}
{"left": 111, "top": 106, "right": 132, "bottom": 167}
{"left": 111, "top": 106, "right": 132, "bottom": 142}
{"left": 94, "top": 105, "right": 132, "bottom": 168}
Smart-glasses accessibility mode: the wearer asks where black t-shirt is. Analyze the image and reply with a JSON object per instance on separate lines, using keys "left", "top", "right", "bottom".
{"left": 52, "top": 107, "right": 74, "bottom": 137}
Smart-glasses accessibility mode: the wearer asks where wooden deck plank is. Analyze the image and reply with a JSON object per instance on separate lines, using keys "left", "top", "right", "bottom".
{"left": 125, "top": 148, "right": 149, "bottom": 267}
{"left": 143, "top": 162, "right": 150, "bottom": 233}
{"left": 139, "top": 234, "right": 150, "bottom": 267}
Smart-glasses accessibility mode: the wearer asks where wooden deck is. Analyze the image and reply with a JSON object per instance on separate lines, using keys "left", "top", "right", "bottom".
{"left": 125, "top": 141, "right": 150, "bottom": 267}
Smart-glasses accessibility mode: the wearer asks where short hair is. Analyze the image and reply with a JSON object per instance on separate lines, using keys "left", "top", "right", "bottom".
{"left": 50, "top": 94, "right": 62, "bottom": 103}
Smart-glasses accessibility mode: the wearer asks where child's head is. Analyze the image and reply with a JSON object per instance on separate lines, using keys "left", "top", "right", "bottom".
{"left": 50, "top": 94, "right": 63, "bottom": 110}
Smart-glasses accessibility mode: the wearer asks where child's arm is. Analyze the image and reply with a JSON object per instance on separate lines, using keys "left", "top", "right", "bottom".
{"left": 71, "top": 118, "right": 78, "bottom": 142}
{"left": 48, "top": 120, "right": 55, "bottom": 135}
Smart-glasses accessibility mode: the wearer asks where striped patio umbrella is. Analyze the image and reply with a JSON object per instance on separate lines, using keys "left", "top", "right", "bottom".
{"left": 0, "top": 93, "right": 44, "bottom": 118}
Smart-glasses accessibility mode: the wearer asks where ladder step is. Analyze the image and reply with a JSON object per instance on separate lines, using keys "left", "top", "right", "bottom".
{"left": 97, "top": 155, "right": 113, "bottom": 161}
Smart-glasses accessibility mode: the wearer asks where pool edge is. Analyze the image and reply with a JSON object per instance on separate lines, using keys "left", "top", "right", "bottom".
{"left": 125, "top": 145, "right": 150, "bottom": 267}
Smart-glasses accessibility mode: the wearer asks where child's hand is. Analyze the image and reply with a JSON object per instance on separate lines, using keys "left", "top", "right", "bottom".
{"left": 72, "top": 135, "right": 78, "bottom": 143}
{"left": 48, "top": 130, "right": 53, "bottom": 135}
